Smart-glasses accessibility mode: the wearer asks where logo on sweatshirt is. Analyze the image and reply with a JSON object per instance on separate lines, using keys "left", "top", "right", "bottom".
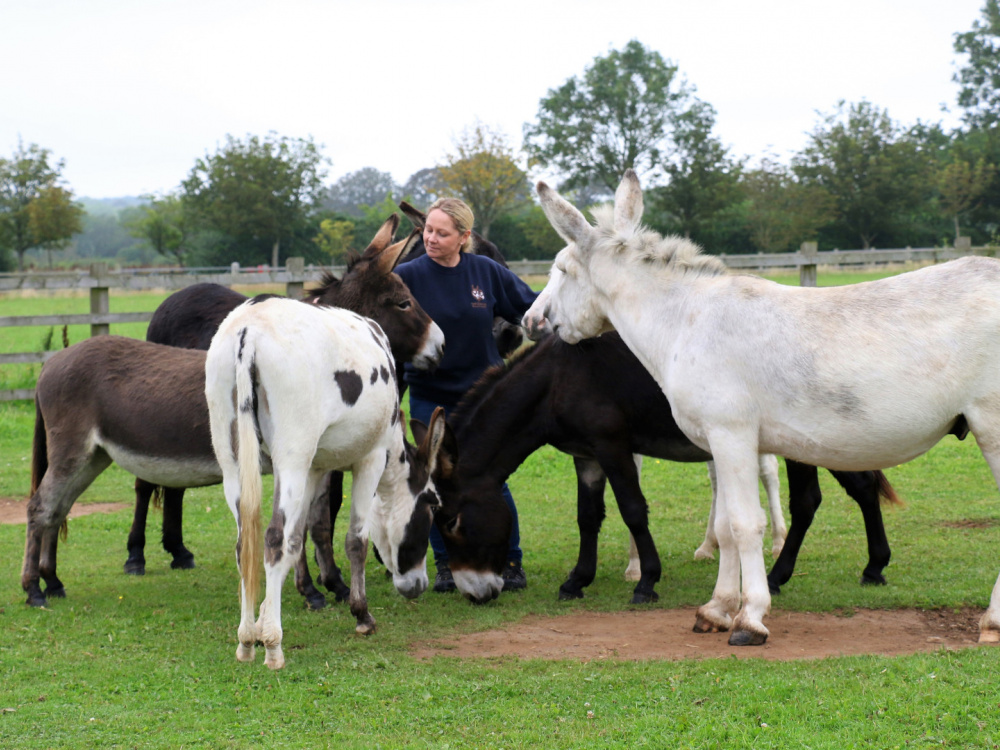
{"left": 471, "top": 285, "right": 487, "bottom": 308}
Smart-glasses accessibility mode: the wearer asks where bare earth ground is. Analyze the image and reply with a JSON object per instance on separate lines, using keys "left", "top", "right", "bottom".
{"left": 0, "top": 497, "right": 129, "bottom": 525}
{"left": 2, "top": 498, "right": 983, "bottom": 662}
{"left": 411, "top": 607, "right": 984, "bottom": 663}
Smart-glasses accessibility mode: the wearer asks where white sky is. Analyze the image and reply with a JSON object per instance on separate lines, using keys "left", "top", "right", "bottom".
{"left": 0, "top": 0, "right": 986, "bottom": 199}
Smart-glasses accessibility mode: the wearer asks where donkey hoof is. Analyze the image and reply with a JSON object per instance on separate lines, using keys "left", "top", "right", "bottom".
{"left": 355, "top": 616, "right": 377, "bottom": 636}
{"left": 630, "top": 590, "right": 659, "bottom": 605}
{"left": 304, "top": 592, "right": 327, "bottom": 611}
{"left": 44, "top": 585, "right": 66, "bottom": 599}
{"left": 25, "top": 593, "right": 47, "bottom": 608}
{"left": 768, "top": 581, "right": 781, "bottom": 596}
{"left": 264, "top": 647, "right": 285, "bottom": 670}
{"left": 729, "top": 629, "right": 768, "bottom": 647}
{"left": 693, "top": 613, "right": 729, "bottom": 634}
{"left": 860, "top": 572, "right": 887, "bottom": 586}
{"left": 170, "top": 554, "right": 195, "bottom": 570}
{"left": 978, "top": 629, "right": 1000, "bottom": 644}
{"left": 123, "top": 559, "right": 145, "bottom": 576}
{"left": 558, "top": 585, "right": 584, "bottom": 601}
{"left": 236, "top": 643, "right": 256, "bottom": 662}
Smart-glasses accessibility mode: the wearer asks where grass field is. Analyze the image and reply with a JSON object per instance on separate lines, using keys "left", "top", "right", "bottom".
{"left": 2, "top": 266, "right": 1000, "bottom": 748}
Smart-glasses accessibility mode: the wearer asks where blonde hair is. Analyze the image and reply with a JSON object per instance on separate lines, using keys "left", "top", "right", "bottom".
{"left": 427, "top": 197, "right": 475, "bottom": 253}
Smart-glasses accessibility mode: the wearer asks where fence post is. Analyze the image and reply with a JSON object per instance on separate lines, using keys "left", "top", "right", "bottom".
{"left": 285, "top": 257, "right": 305, "bottom": 299}
{"left": 955, "top": 236, "right": 973, "bottom": 254}
{"left": 799, "top": 242, "right": 818, "bottom": 287}
{"left": 89, "top": 264, "right": 110, "bottom": 337}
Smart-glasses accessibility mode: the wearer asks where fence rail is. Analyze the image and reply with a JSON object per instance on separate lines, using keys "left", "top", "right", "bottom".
{"left": 1, "top": 242, "right": 989, "bottom": 401}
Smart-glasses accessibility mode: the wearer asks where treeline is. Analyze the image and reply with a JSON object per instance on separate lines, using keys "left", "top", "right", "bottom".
{"left": 3, "top": 2, "right": 999, "bottom": 270}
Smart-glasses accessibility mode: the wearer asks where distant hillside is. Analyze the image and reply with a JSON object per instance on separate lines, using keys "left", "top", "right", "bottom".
{"left": 78, "top": 195, "right": 147, "bottom": 217}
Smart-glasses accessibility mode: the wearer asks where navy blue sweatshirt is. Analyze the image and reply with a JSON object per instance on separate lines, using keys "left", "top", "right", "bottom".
{"left": 395, "top": 252, "right": 538, "bottom": 403}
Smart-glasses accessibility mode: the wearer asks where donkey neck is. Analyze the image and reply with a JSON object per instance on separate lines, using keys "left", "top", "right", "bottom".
{"left": 450, "top": 357, "right": 555, "bottom": 483}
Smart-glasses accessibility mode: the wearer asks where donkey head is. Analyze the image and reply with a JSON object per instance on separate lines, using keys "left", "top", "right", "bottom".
{"left": 308, "top": 214, "right": 445, "bottom": 370}
{"left": 429, "top": 437, "right": 512, "bottom": 604}
{"left": 535, "top": 169, "right": 644, "bottom": 344}
{"left": 368, "top": 407, "right": 450, "bottom": 599}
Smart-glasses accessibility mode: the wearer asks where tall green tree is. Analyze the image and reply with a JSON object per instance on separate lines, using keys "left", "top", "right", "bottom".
{"left": 647, "top": 101, "right": 744, "bottom": 246}
{"left": 741, "top": 157, "right": 836, "bottom": 253}
{"left": 322, "top": 167, "right": 399, "bottom": 217}
{"left": 937, "top": 157, "right": 996, "bottom": 240}
{"left": 124, "top": 193, "right": 190, "bottom": 266}
{"left": 792, "top": 101, "right": 931, "bottom": 249}
{"left": 0, "top": 141, "right": 83, "bottom": 270}
{"left": 181, "top": 132, "right": 328, "bottom": 267}
{"left": 954, "top": 0, "right": 1000, "bottom": 130}
{"left": 438, "top": 122, "right": 528, "bottom": 238}
{"left": 523, "top": 40, "right": 700, "bottom": 193}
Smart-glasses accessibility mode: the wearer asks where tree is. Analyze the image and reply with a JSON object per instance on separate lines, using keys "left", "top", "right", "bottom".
{"left": 437, "top": 122, "right": 529, "bottom": 238}
{"left": 0, "top": 141, "right": 83, "bottom": 270}
{"left": 954, "top": 0, "right": 1000, "bottom": 130}
{"left": 313, "top": 217, "right": 355, "bottom": 264}
{"left": 741, "top": 157, "right": 836, "bottom": 253}
{"left": 399, "top": 167, "right": 445, "bottom": 210}
{"left": 322, "top": 167, "right": 399, "bottom": 217}
{"left": 181, "top": 132, "right": 328, "bottom": 267}
{"left": 523, "top": 40, "right": 700, "bottom": 192}
{"left": 792, "top": 101, "right": 931, "bottom": 249}
{"left": 125, "top": 193, "right": 190, "bottom": 265}
{"left": 647, "top": 101, "right": 744, "bottom": 245}
{"left": 937, "top": 157, "right": 996, "bottom": 240}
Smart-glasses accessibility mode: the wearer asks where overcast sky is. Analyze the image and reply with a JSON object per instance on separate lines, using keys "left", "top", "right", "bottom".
{"left": 0, "top": 0, "right": 987, "bottom": 199}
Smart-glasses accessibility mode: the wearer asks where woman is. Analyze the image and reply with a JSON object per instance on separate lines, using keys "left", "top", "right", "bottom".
{"left": 395, "top": 197, "right": 538, "bottom": 592}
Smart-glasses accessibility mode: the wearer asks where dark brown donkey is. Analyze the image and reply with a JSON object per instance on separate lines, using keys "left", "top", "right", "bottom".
{"left": 22, "top": 216, "right": 444, "bottom": 608}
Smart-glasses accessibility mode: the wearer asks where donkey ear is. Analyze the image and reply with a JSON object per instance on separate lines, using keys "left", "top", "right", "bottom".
{"left": 613, "top": 169, "right": 643, "bottom": 233}
{"left": 409, "top": 416, "right": 428, "bottom": 446}
{"left": 379, "top": 236, "right": 412, "bottom": 274}
{"left": 362, "top": 214, "right": 401, "bottom": 262}
{"left": 423, "top": 406, "right": 450, "bottom": 477}
{"left": 440, "top": 513, "right": 462, "bottom": 540}
{"left": 399, "top": 201, "right": 426, "bottom": 230}
{"left": 537, "top": 181, "right": 592, "bottom": 247}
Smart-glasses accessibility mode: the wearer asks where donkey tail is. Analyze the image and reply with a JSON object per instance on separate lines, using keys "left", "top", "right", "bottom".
{"left": 874, "top": 470, "right": 905, "bottom": 508}
{"left": 235, "top": 331, "right": 263, "bottom": 613}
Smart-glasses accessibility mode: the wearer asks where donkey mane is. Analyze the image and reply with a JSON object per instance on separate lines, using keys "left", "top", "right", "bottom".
{"left": 449, "top": 345, "right": 539, "bottom": 437}
{"left": 589, "top": 204, "right": 727, "bottom": 279}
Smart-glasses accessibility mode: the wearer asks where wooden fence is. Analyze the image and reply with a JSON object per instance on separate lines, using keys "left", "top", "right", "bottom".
{"left": 1, "top": 241, "right": 989, "bottom": 402}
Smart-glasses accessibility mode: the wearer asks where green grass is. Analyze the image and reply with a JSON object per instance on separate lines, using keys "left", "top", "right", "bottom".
{"left": 3, "top": 269, "right": 1000, "bottom": 747}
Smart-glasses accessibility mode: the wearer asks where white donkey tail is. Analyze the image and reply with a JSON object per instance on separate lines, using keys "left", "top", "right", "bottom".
{"left": 235, "top": 329, "right": 263, "bottom": 613}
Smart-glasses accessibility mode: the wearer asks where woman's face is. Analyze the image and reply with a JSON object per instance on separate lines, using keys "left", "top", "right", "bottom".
{"left": 423, "top": 209, "right": 470, "bottom": 267}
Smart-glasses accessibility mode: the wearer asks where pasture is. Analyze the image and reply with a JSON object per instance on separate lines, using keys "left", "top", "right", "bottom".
{"left": 1, "top": 271, "right": 999, "bottom": 747}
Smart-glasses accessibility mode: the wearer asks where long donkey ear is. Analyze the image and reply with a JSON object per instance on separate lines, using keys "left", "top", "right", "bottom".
{"left": 422, "top": 406, "right": 450, "bottom": 478}
{"left": 399, "top": 201, "right": 426, "bottom": 230}
{"left": 362, "top": 214, "right": 400, "bottom": 262}
{"left": 613, "top": 169, "right": 643, "bottom": 233}
{"left": 537, "top": 180, "right": 592, "bottom": 247}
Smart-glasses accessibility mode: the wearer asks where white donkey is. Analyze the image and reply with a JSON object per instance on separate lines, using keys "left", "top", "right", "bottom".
{"left": 528, "top": 168, "right": 1000, "bottom": 647}
{"left": 206, "top": 297, "right": 448, "bottom": 669}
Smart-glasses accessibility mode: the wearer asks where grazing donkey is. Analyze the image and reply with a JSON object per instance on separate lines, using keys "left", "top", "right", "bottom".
{"left": 124, "top": 216, "right": 437, "bottom": 611}
{"left": 531, "top": 168, "right": 1000, "bottom": 647}
{"left": 205, "top": 296, "right": 449, "bottom": 669}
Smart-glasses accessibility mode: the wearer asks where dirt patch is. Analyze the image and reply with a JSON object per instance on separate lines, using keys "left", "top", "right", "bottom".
{"left": 0, "top": 498, "right": 129, "bottom": 525}
{"left": 939, "top": 518, "right": 1000, "bottom": 529}
{"left": 411, "top": 607, "right": 985, "bottom": 662}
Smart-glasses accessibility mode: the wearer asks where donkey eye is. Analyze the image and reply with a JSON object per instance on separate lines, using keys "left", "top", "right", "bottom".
{"left": 396, "top": 300, "right": 412, "bottom": 310}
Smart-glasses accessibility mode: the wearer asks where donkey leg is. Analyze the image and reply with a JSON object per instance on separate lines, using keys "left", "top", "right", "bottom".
{"left": 961, "top": 414, "right": 1000, "bottom": 643}
{"left": 293, "top": 547, "right": 327, "bottom": 611}
{"left": 125, "top": 478, "right": 154, "bottom": 575}
{"left": 23, "top": 454, "right": 111, "bottom": 607}
{"left": 767, "top": 460, "right": 821, "bottom": 595}
{"left": 759, "top": 454, "right": 786, "bottom": 556}
{"left": 312, "top": 471, "right": 351, "bottom": 603}
{"left": 694, "top": 461, "right": 720, "bottom": 560}
{"left": 560, "top": 457, "right": 606, "bottom": 600}
{"left": 830, "top": 470, "right": 891, "bottom": 586}
{"left": 220, "top": 473, "right": 257, "bottom": 663}
{"left": 624, "top": 455, "right": 643, "bottom": 581}
{"left": 258, "top": 467, "right": 320, "bottom": 670}
{"left": 601, "top": 449, "right": 661, "bottom": 604}
{"left": 163, "top": 487, "right": 195, "bottom": 570}
{"left": 345, "top": 454, "right": 382, "bottom": 635}
{"left": 713, "top": 437, "right": 771, "bottom": 646}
